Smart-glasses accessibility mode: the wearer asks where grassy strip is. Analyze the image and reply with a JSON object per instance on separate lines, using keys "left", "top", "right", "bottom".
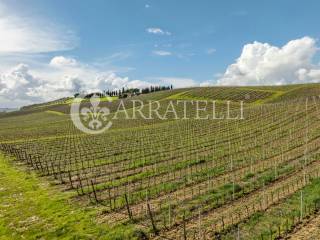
{"left": 45, "top": 110, "right": 66, "bottom": 116}
{"left": 253, "top": 90, "right": 285, "bottom": 104}
{"left": 65, "top": 96, "right": 119, "bottom": 105}
{"left": 166, "top": 91, "right": 211, "bottom": 101}
{"left": 0, "top": 153, "right": 144, "bottom": 240}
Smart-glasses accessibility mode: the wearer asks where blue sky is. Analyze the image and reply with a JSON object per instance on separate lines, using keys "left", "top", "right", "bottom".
{"left": 1, "top": 0, "right": 320, "bottom": 107}
{"left": 7, "top": 0, "right": 320, "bottom": 81}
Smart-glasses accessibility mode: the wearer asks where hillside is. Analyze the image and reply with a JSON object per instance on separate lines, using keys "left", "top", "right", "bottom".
{"left": 0, "top": 83, "right": 320, "bottom": 240}
{"left": 3, "top": 83, "right": 320, "bottom": 118}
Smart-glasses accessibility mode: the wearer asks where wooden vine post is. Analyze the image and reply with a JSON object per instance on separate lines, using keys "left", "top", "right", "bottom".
{"left": 147, "top": 203, "right": 159, "bottom": 235}
{"left": 124, "top": 193, "right": 133, "bottom": 220}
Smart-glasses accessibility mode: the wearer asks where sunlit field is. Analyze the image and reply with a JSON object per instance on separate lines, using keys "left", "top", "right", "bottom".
{"left": 1, "top": 84, "right": 320, "bottom": 239}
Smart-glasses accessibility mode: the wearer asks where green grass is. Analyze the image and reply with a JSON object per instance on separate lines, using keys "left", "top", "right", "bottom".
{"left": 0, "top": 153, "right": 143, "bottom": 240}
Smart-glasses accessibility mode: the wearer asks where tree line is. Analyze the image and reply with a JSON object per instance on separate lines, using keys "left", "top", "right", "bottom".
{"left": 74, "top": 85, "right": 173, "bottom": 98}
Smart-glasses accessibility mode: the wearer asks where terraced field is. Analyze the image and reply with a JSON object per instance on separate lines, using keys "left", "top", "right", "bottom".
{"left": 0, "top": 84, "right": 320, "bottom": 239}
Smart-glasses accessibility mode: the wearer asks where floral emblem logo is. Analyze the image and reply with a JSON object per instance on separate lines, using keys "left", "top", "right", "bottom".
{"left": 70, "top": 94, "right": 112, "bottom": 134}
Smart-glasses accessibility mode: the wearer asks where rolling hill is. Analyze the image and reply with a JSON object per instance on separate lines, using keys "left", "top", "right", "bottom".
{"left": 0, "top": 83, "right": 320, "bottom": 240}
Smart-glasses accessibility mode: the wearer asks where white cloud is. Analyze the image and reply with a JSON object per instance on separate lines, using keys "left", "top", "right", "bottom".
{"left": 0, "top": 2, "right": 76, "bottom": 54}
{"left": 0, "top": 55, "right": 204, "bottom": 107}
{"left": 145, "top": 4, "right": 150, "bottom": 8}
{"left": 155, "top": 77, "right": 197, "bottom": 88}
{"left": 0, "top": 64, "right": 42, "bottom": 101}
{"left": 152, "top": 50, "right": 172, "bottom": 56}
{"left": 0, "top": 3, "right": 189, "bottom": 108}
{"left": 217, "top": 36, "right": 320, "bottom": 86}
{"left": 199, "top": 81, "right": 212, "bottom": 87}
{"left": 0, "top": 56, "right": 158, "bottom": 107}
{"left": 146, "top": 28, "right": 171, "bottom": 36}
{"left": 44, "top": 57, "right": 154, "bottom": 94}
{"left": 49, "top": 56, "right": 78, "bottom": 68}
{"left": 126, "top": 80, "right": 153, "bottom": 89}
